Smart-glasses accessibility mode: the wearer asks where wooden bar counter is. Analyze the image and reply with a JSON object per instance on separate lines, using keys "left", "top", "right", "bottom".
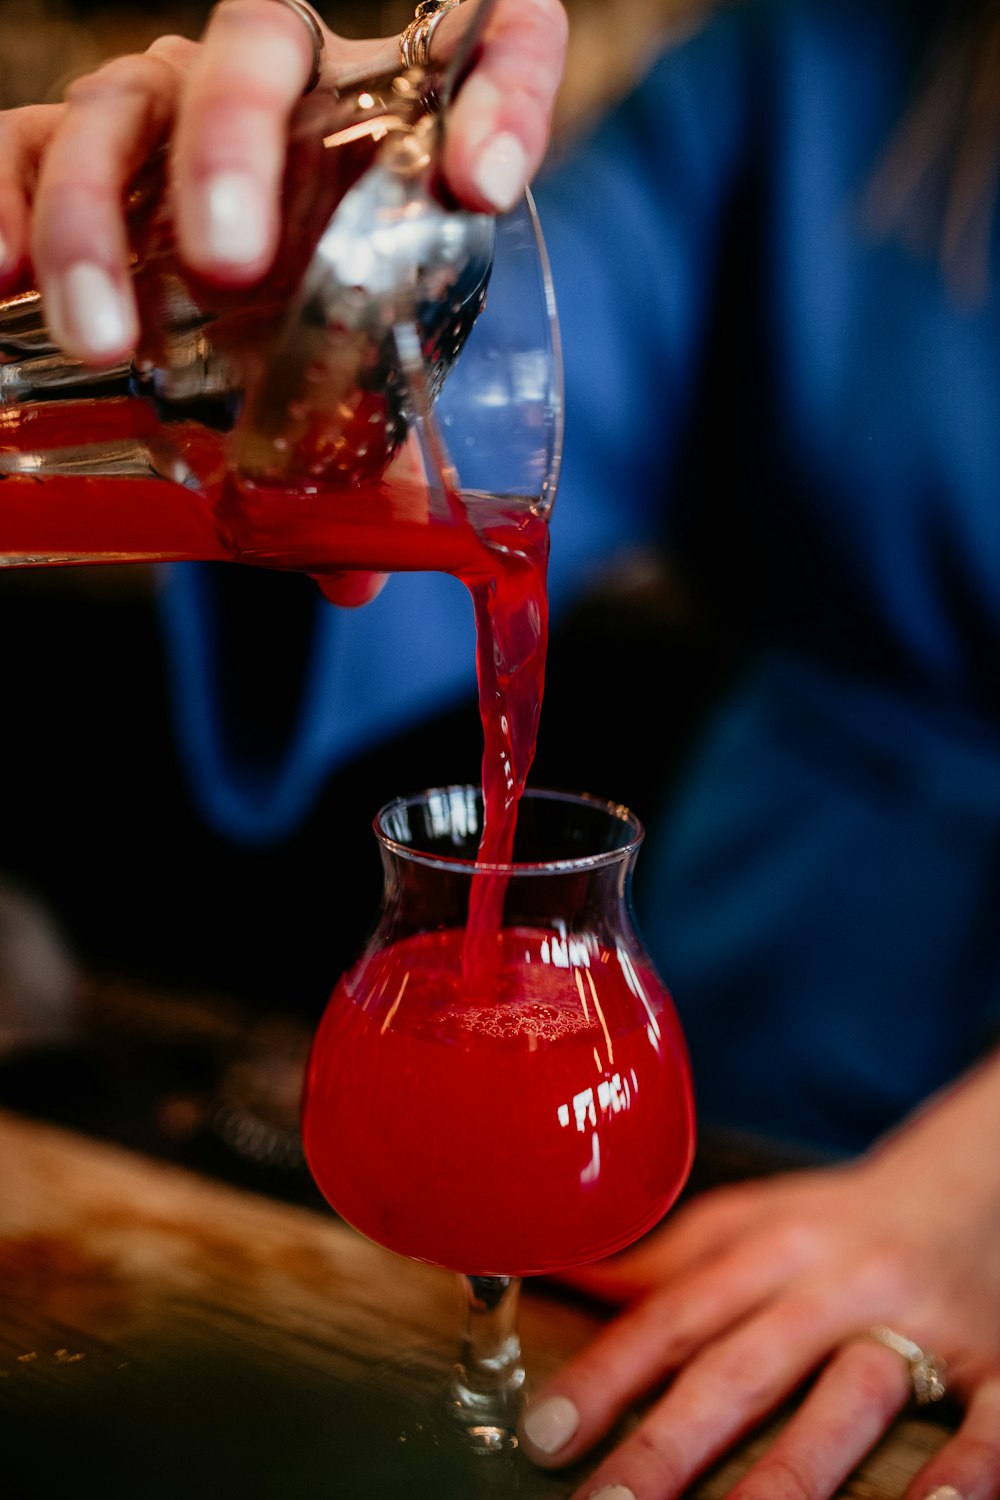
{"left": 0, "top": 1100, "right": 955, "bottom": 1499}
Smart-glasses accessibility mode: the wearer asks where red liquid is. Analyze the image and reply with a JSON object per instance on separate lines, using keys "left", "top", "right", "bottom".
{"left": 302, "top": 926, "right": 695, "bottom": 1276}
{"left": 0, "top": 396, "right": 549, "bottom": 860}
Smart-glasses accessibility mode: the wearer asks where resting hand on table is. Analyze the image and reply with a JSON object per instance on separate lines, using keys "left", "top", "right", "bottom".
{"left": 519, "top": 1050, "right": 1000, "bottom": 1500}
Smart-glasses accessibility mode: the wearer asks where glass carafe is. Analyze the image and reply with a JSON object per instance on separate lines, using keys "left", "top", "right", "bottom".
{"left": 0, "top": 69, "right": 562, "bottom": 593}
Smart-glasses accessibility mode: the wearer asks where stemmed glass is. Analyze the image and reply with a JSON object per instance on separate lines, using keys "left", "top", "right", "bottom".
{"left": 300, "top": 784, "right": 696, "bottom": 1492}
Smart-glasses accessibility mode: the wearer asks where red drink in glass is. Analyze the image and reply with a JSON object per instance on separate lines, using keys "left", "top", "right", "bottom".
{"left": 303, "top": 923, "right": 695, "bottom": 1276}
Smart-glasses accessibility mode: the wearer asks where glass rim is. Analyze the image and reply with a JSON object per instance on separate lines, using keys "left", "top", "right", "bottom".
{"left": 372, "top": 784, "right": 644, "bottom": 875}
{"left": 521, "top": 184, "right": 563, "bottom": 519}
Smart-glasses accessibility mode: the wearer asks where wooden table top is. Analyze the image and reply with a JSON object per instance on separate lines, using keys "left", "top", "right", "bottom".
{"left": 0, "top": 1104, "right": 955, "bottom": 1500}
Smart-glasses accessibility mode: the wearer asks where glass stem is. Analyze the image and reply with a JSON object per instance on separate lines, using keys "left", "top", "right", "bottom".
{"left": 447, "top": 1273, "right": 526, "bottom": 1450}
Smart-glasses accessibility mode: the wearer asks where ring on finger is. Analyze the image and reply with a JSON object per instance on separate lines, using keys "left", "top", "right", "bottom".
{"left": 867, "top": 1324, "right": 948, "bottom": 1406}
{"left": 270, "top": 0, "right": 326, "bottom": 92}
{"left": 399, "top": 0, "right": 462, "bottom": 72}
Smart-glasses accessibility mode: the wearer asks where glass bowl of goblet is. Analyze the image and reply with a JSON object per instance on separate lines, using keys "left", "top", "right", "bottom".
{"left": 300, "top": 784, "right": 696, "bottom": 1494}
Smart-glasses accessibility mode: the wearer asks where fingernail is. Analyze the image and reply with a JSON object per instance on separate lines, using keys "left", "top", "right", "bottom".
{"left": 923, "top": 1488, "right": 963, "bottom": 1499}
{"left": 521, "top": 1394, "right": 579, "bottom": 1454}
{"left": 46, "top": 261, "right": 135, "bottom": 358}
{"left": 456, "top": 74, "right": 528, "bottom": 211}
{"left": 588, "top": 1487, "right": 636, "bottom": 1500}
{"left": 473, "top": 131, "right": 528, "bottom": 212}
{"left": 191, "top": 171, "right": 269, "bottom": 267}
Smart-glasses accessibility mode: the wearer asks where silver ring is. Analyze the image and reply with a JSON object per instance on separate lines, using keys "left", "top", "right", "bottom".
{"left": 272, "top": 0, "right": 326, "bottom": 92}
{"left": 399, "top": 0, "right": 462, "bottom": 72}
{"left": 867, "top": 1325, "right": 948, "bottom": 1406}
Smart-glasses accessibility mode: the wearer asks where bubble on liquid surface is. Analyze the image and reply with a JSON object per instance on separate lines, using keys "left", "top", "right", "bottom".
{"left": 452, "top": 999, "right": 592, "bottom": 1043}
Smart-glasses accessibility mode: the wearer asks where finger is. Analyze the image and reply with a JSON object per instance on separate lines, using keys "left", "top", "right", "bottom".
{"left": 543, "top": 1312, "right": 827, "bottom": 1497}
{"left": 904, "top": 1372, "right": 1000, "bottom": 1500}
{"left": 441, "top": 0, "right": 568, "bottom": 212}
{"left": 724, "top": 1339, "right": 911, "bottom": 1500}
{"left": 0, "top": 104, "right": 64, "bottom": 288}
{"left": 32, "top": 43, "right": 194, "bottom": 364}
{"left": 521, "top": 1222, "right": 818, "bottom": 1468}
{"left": 550, "top": 1181, "right": 799, "bottom": 1306}
{"left": 524, "top": 1247, "right": 904, "bottom": 1489}
{"left": 170, "top": 0, "right": 336, "bottom": 282}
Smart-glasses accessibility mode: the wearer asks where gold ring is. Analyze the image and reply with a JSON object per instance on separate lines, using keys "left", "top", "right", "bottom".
{"left": 868, "top": 1325, "right": 948, "bottom": 1406}
{"left": 271, "top": 0, "right": 326, "bottom": 92}
{"left": 399, "top": 0, "right": 462, "bottom": 72}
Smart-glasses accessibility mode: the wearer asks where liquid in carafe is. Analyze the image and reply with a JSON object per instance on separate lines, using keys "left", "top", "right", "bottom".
{"left": 0, "top": 69, "right": 496, "bottom": 576}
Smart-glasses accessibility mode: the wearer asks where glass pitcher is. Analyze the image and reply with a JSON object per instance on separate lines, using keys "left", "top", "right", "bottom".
{"left": 0, "top": 66, "right": 562, "bottom": 591}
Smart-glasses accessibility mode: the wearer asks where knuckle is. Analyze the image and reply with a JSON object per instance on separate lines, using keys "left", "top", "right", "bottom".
{"left": 207, "top": 0, "right": 301, "bottom": 46}
{"left": 0, "top": 109, "right": 28, "bottom": 159}
{"left": 844, "top": 1342, "right": 908, "bottom": 1418}
{"left": 852, "top": 1244, "right": 920, "bottom": 1309}
{"left": 629, "top": 1420, "right": 689, "bottom": 1482}
{"left": 698, "top": 1343, "right": 777, "bottom": 1406}
{"left": 761, "top": 1215, "right": 826, "bottom": 1267}
{"left": 493, "top": 0, "right": 568, "bottom": 99}
{"left": 732, "top": 1451, "right": 815, "bottom": 1500}
{"left": 64, "top": 53, "right": 171, "bottom": 106}
{"left": 145, "top": 34, "right": 197, "bottom": 67}
{"left": 0, "top": 101, "right": 62, "bottom": 163}
{"left": 964, "top": 1431, "right": 1000, "bottom": 1471}
{"left": 516, "top": 0, "right": 569, "bottom": 45}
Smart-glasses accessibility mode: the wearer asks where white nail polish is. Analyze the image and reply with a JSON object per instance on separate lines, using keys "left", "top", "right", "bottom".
{"left": 472, "top": 131, "right": 528, "bottom": 212}
{"left": 588, "top": 1487, "right": 637, "bottom": 1500}
{"left": 923, "top": 1488, "right": 963, "bottom": 1499}
{"left": 199, "top": 172, "right": 269, "bottom": 266}
{"left": 456, "top": 73, "right": 504, "bottom": 136}
{"left": 47, "top": 262, "right": 134, "bottom": 358}
{"left": 521, "top": 1394, "right": 579, "bottom": 1453}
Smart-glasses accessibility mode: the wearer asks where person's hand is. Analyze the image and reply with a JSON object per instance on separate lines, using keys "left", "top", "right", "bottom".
{"left": 0, "top": 0, "right": 567, "bottom": 366}
{"left": 518, "top": 1054, "right": 1000, "bottom": 1500}
{"left": 0, "top": 0, "right": 565, "bottom": 609}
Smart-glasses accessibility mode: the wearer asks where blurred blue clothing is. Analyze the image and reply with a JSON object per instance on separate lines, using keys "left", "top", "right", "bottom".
{"left": 157, "top": 0, "right": 1000, "bottom": 1154}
